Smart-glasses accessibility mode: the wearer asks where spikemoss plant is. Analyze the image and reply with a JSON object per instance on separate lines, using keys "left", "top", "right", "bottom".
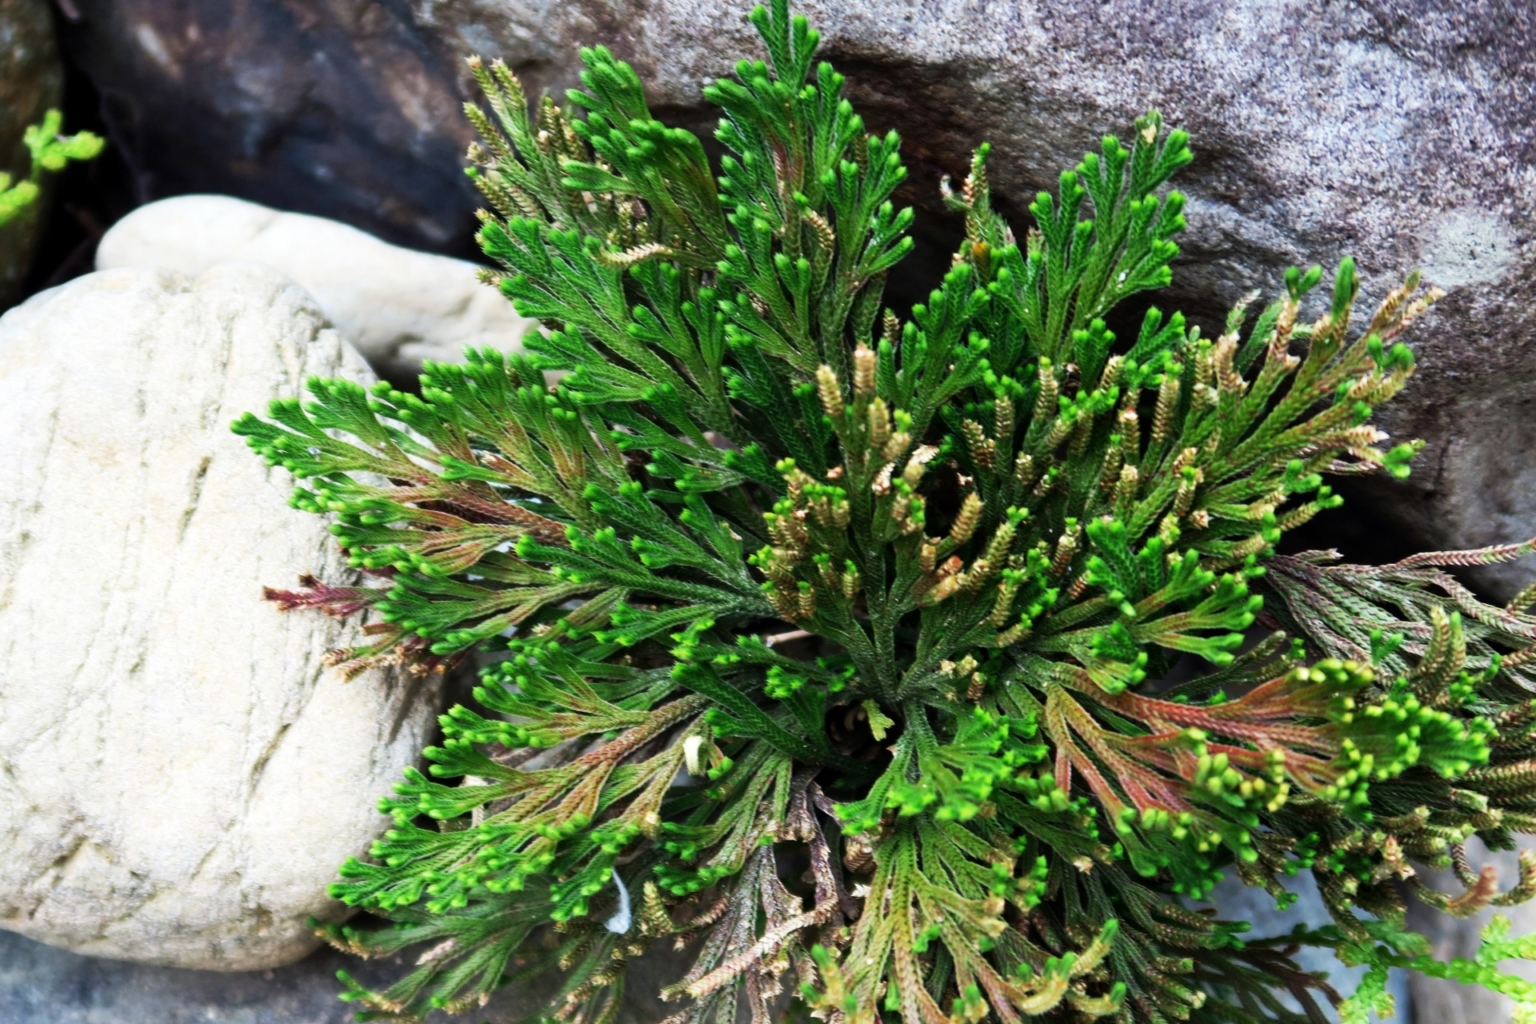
{"left": 0, "top": 109, "right": 103, "bottom": 227}
{"left": 235, "top": 4, "right": 1536, "bottom": 1021}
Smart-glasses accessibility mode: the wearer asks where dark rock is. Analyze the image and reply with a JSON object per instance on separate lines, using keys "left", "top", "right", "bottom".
{"left": 0, "top": 925, "right": 689, "bottom": 1023}
{"left": 59, "top": 0, "right": 1536, "bottom": 596}
{"left": 58, "top": 0, "right": 482, "bottom": 258}
{"left": 0, "top": 0, "right": 64, "bottom": 305}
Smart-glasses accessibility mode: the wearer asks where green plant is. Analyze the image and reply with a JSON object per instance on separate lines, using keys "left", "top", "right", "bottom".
{"left": 235, "top": 4, "right": 1536, "bottom": 1021}
{"left": 0, "top": 109, "right": 103, "bottom": 227}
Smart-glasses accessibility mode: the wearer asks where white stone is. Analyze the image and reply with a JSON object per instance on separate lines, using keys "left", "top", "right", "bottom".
{"left": 0, "top": 265, "right": 442, "bottom": 970}
{"left": 95, "top": 194, "right": 536, "bottom": 381}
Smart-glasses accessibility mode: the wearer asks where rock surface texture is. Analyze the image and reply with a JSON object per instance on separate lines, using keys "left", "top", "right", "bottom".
{"left": 1202, "top": 871, "right": 1408, "bottom": 1023}
{"left": 58, "top": 0, "right": 1536, "bottom": 601}
{"left": 0, "top": 926, "right": 690, "bottom": 1024}
{"left": 57, "top": 0, "right": 480, "bottom": 257}
{"left": 0, "top": 264, "right": 442, "bottom": 970}
{"left": 1405, "top": 838, "right": 1536, "bottom": 1024}
{"left": 96, "top": 194, "right": 536, "bottom": 382}
{"left": 0, "top": 0, "right": 63, "bottom": 306}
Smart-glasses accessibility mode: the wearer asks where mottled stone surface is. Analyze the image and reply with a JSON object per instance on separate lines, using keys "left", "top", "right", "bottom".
{"left": 0, "top": 265, "right": 441, "bottom": 970}
{"left": 0, "top": 928, "right": 392, "bottom": 1024}
{"left": 58, "top": 0, "right": 482, "bottom": 257}
{"left": 0, "top": 0, "right": 63, "bottom": 305}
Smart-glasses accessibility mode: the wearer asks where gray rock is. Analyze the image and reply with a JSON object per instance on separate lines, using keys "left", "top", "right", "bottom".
{"left": 1206, "top": 839, "right": 1536, "bottom": 1024}
{"left": 0, "top": 0, "right": 63, "bottom": 306}
{"left": 1200, "top": 871, "right": 1409, "bottom": 1023}
{"left": 0, "top": 927, "right": 394, "bottom": 1024}
{"left": 1405, "top": 837, "right": 1536, "bottom": 1024}
{"left": 0, "top": 920, "right": 692, "bottom": 1023}
{"left": 96, "top": 194, "right": 537, "bottom": 382}
{"left": 58, "top": 0, "right": 1536, "bottom": 597}
{"left": 0, "top": 265, "right": 442, "bottom": 970}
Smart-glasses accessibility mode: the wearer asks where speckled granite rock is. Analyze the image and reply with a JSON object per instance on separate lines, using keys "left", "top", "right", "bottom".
{"left": 0, "top": 0, "right": 63, "bottom": 306}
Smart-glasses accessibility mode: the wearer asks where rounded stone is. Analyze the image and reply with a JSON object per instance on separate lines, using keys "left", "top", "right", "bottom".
{"left": 95, "top": 193, "right": 536, "bottom": 383}
{"left": 0, "top": 264, "right": 442, "bottom": 970}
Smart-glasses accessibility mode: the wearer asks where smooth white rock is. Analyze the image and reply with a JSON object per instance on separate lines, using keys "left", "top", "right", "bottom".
{"left": 0, "top": 264, "right": 441, "bottom": 970}
{"left": 95, "top": 194, "right": 535, "bottom": 381}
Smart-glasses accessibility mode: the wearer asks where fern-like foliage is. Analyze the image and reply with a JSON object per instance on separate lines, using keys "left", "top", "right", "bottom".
{"left": 234, "top": 4, "right": 1536, "bottom": 1021}
{"left": 0, "top": 109, "right": 103, "bottom": 227}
